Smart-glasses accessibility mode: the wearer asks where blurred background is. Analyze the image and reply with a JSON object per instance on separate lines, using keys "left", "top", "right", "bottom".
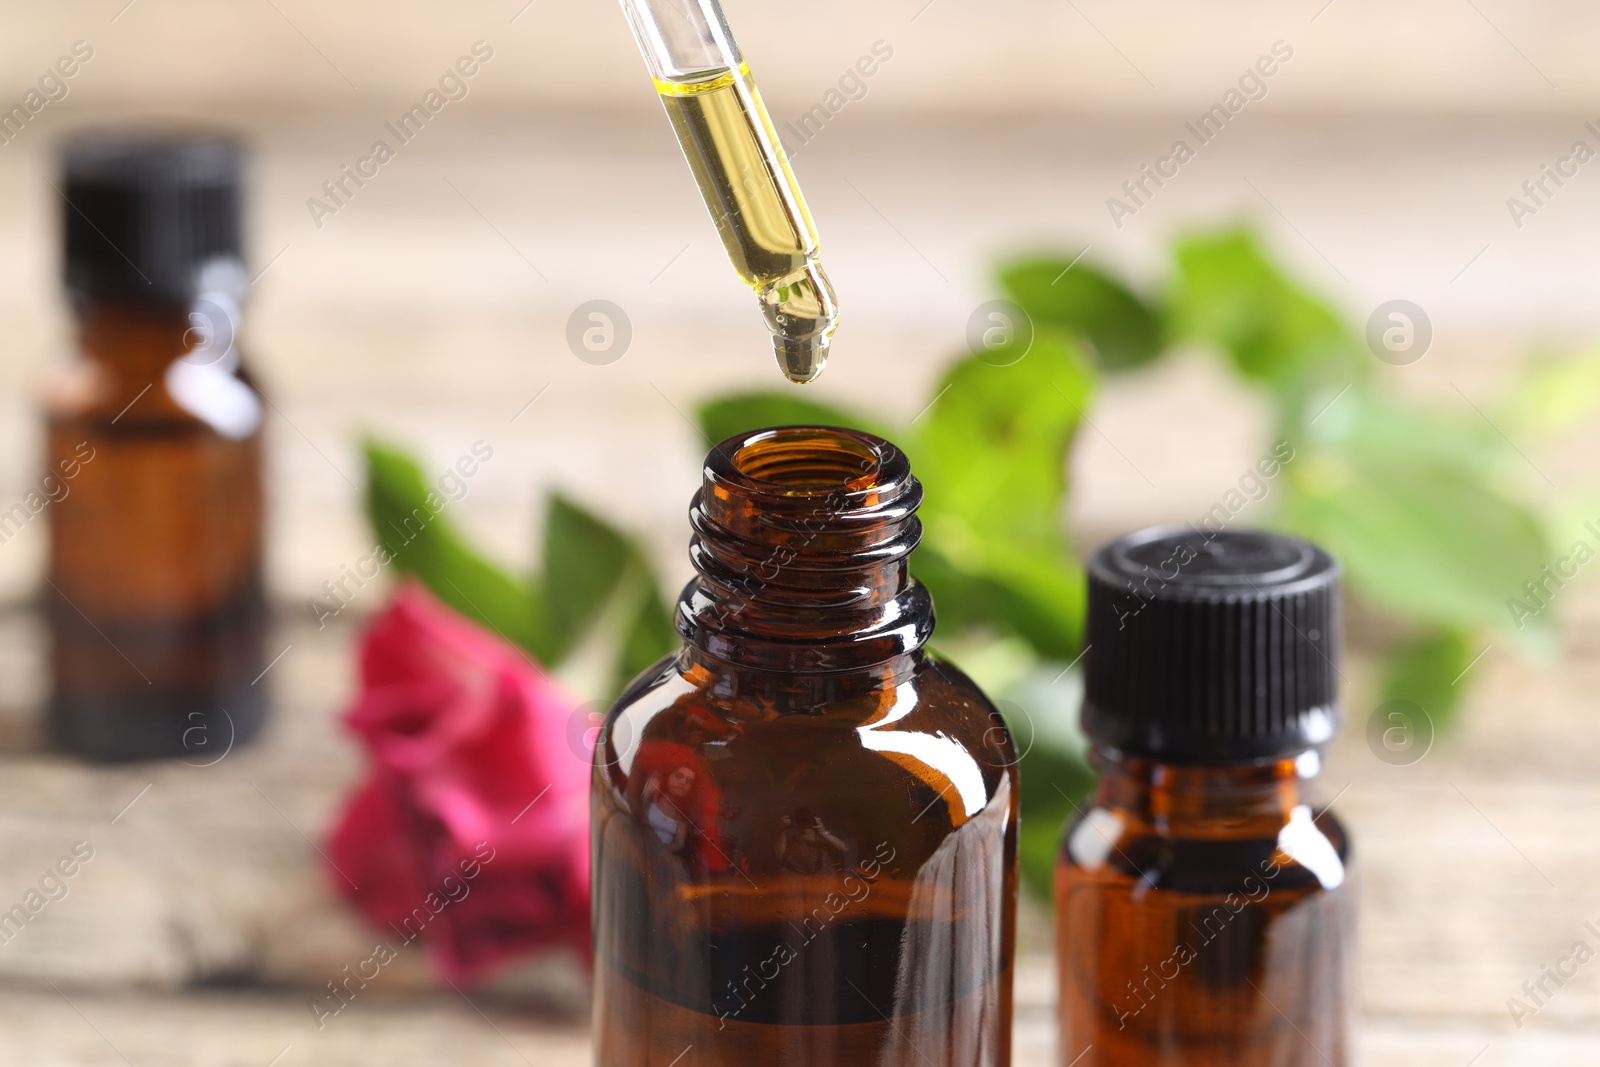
{"left": 2, "top": 1, "right": 1600, "bottom": 1064}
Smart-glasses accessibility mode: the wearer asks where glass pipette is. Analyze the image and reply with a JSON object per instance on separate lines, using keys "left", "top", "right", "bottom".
{"left": 616, "top": 0, "right": 839, "bottom": 384}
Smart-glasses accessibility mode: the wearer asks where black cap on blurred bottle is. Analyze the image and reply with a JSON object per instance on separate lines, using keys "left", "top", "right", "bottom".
{"left": 61, "top": 132, "right": 243, "bottom": 305}
{"left": 1082, "top": 525, "right": 1341, "bottom": 763}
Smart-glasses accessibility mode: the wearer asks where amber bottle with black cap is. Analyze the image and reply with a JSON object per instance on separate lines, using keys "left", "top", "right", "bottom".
{"left": 45, "top": 133, "right": 265, "bottom": 762}
{"left": 1057, "top": 526, "right": 1350, "bottom": 1066}
{"left": 592, "top": 426, "right": 1018, "bottom": 1065}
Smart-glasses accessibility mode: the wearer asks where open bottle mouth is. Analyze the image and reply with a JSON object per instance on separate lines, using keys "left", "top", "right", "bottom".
{"left": 697, "top": 424, "right": 919, "bottom": 556}
{"left": 703, "top": 425, "right": 915, "bottom": 520}
{"left": 726, "top": 426, "right": 881, "bottom": 492}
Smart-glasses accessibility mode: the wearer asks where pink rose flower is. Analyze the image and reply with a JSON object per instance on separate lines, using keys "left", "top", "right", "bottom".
{"left": 325, "top": 581, "right": 591, "bottom": 984}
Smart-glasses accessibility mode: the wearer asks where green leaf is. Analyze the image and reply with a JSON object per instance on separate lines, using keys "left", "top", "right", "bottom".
{"left": 998, "top": 256, "right": 1164, "bottom": 371}
{"left": 365, "top": 445, "right": 679, "bottom": 700}
{"left": 614, "top": 577, "right": 679, "bottom": 695}
{"left": 1503, "top": 345, "right": 1600, "bottom": 440}
{"left": 911, "top": 546, "right": 1023, "bottom": 647}
{"left": 543, "top": 494, "right": 632, "bottom": 662}
{"left": 1275, "top": 393, "right": 1551, "bottom": 644}
{"left": 1170, "top": 226, "right": 1364, "bottom": 408}
{"left": 696, "top": 393, "right": 889, "bottom": 450}
{"left": 1378, "top": 629, "right": 1475, "bottom": 731}
{"left": 364, "top": 440, "right": 554, "bottom": 660}
{"left": 1303, "top": 386, "right": 1503, "bottom": 474}
{"left": 1019, "top": 816, "right": 1062, "bottom": 902}
{"left": 909, "top": 335, "right": 1095, "bottom": 658}
{"left": 1013, "top": 744, "right": 1095, "bottom": 900}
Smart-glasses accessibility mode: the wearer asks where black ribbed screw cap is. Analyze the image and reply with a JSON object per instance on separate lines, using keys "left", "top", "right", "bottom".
{"left": 1082, "top": 525, "right": 1341, "bottom": 763}
{"left": 62, "top": 132, "right": 243, "bottom": 304}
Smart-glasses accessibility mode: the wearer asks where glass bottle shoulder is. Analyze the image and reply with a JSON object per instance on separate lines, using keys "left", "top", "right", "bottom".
{"left": 47, "top": 344, "right": 262, "bottom": 441}
{"left": 593, "top": 650, "right": 1019, "bottom": 868}
{"left": 44, "top": 299, "right": 260, "bottom": 438}
{"left": 1058, "top": 759, "right": 1351, "bottom": 898}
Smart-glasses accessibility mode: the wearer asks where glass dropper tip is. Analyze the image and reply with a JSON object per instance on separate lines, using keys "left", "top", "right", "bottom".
{"left": 772, "top": 333, "right": 830, "bottom": 384}
{"left": 760, "top": 259, "right": 838, "bottom": 385}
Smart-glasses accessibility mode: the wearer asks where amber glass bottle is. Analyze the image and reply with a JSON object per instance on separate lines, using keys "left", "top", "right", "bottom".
{"left": 46, "top": 135, "right": 266, "bottom": 762}
{"left": 1057, "top": 527, "right": 1351, "bottom": 1066}
{"left": 592, "top": 426, "right": 1018, "bottom": 1065}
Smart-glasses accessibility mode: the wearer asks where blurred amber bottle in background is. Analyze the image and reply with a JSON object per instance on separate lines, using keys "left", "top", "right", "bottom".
{"left": 1058, "top": 527, "right": 1351, "bottom": 1066}
{"left": 46, "top": 134, "right": 266, "bottom": 762}
{"left": 592, "top": 426, "right": 1017, "bottom": 1065}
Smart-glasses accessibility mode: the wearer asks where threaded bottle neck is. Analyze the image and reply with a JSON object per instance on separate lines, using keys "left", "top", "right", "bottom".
{"left": 677, "top": 426, "right": 934, "bottom": 673}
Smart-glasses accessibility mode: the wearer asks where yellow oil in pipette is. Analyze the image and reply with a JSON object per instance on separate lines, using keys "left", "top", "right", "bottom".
{"left": 655, "top": 64, "right": 838, "bottom": 383}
